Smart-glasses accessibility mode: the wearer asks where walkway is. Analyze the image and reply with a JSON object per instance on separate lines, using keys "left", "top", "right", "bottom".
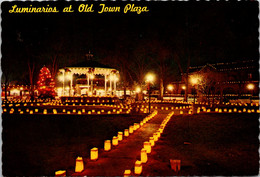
{"left": 71, "top": 110, "right": 171, "bottom": 176}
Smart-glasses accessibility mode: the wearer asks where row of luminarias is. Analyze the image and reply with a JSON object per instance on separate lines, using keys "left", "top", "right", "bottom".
{"left": 138, "top": 99, "right": 259, "bottom": 107}
{"left": 55, "top": 110, "right": 158, "bottom": 176}
{"left": 3, "top": 100, "right": 259, "bottom": 108}
{"left": 125, "top": 111, "right": 175, "bottom": 176}
{"left": 3, "top": 103, "right": 260, "bottom": 114}
{"left": 3, "top": 98, "right": 259, "bottom": 107}
{"left": 4, "top": 104, "right": 134, "bottom": 115}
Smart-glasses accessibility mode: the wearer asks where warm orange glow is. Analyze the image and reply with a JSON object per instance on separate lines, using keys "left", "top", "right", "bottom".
{"left": 190, "top": 75, "right": 200, "bottom": 85}
{"left": 247, "top": 83, "right": 254, "bottom": 90}
{"left": 134, "top": 160, "right": 142, "bottom": 175}
{"left": 89, "top": 74, "right": 95, "bottom": 80}
{"left": 90, "top": 147, "right": 98, "bottom": 161}
{"left": 134, "top": 123, "right": 139, "bottom": 130}
{"left": 149, "top": 137, "right": 155, "bottom": 146}
{"left": 112, "top": 136, "right": 118, "bottom": 146}
{"left": 135, "top": 87, "right": 141, "bottom": 93}
{"left": 143, "top": 141, "right": 151, "bottom": 153}
{"left": 124, "top": 169, "right": 131, "bottom": 177}
{"left": 129, "top": 126, "right": 134, "bottom": 133}
{"left": 66, "top": 74, "right": 73, "bottom": 80}
{"left": 118, "top": 132, "right": 123, "bottom": 141}
{"left": 104, "top": 140, "right": 111, "bottom": 151}
{"left": 55, "top": 170, "right": 66, "bottom": 176}
{"left": 145, "top": 73, "right": 155, "bottom": 83}
{"left": 181, "top": 85, "right": 186, "bottom": 90}
{"left": 124, "top": 129, "right": 129, "bottom": 137}
{"left": 167, "top": 84, "right": 174, "bottom": 91}
{"left": 140, "top": 148, "right": 148, "bottom": 163}
{"left": 75, "top": 157, "right": 84, "bottom": 173}
{"left": 153, "top": 133, "right": 158, "bottom": 141}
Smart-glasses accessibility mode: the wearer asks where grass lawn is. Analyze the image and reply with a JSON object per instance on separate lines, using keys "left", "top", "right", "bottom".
{"left": 143, "top": 113, "right": 259, "bottom": 176}
{"left": 2, "top": 113, "right": 145, "bottom": 176}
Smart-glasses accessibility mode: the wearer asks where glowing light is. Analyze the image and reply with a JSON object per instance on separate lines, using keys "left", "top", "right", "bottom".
{"left": 124, "top": 170, "right": 131, "bottom": 177}
{"left": 75, "top": 157, "right": 84, "bottom": 172}
{"left": 190, "top": 75, "right": 200, "bottom": 85}
{"left": 58, "top": 75, "right": 64, "bottom": 82}
{"left": 145, "top": 73, "right": 155, "bottom": 83}
{"left": 104, "top": 140, "right": 111, "bottom": 151}
{"left": 90, "top": 74, "right": 95, "bottom": 80}
{"left": 135, "top": 87, "right": 141, "bottom": 93}
{"left": 129, "top": 126, "right": 134, "bottom": 133}
{"left": 149, "top": 137, "right": 155, "bottom": 146}
{"left": 134, "top": 160, "right": 142, "bottom": 175}
{"left": 118, "top": 132, "right": 123, "bottom": 141}
{"left": 182, "top": 85, "right": 186, "bottom": 90}
{"left": 143, "top": 141, "right": 151, "bottom": 153}
{"left": 90, "top": 147, "right": 98, "bottom": 161}
{"left": 66, "top": 74, "right": 73, "bottom": 80}
{"left": 112, "top": 136, "right": 118, "bottom": 146}
{"left": 140, "top": 148, "right": 148, "bottom": 163}
{"left": 167, "top": 84, "right": 174, "bottom": 91}
{"left": 55, "top": 170, "right": 66, "bottom": 176}
{"left": 247, "top": 83, "right": 254, "bottom": 90}
{"left": 124, "top": 129, "right": 129, "bottom": 137}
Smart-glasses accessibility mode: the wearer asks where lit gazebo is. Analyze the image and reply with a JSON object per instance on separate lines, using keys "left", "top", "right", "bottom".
{"left": 58, "top": 54, "right": 119, "bottom": 97}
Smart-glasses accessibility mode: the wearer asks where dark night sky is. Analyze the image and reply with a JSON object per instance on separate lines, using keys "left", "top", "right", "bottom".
{"left": 1, "top": 1, "right": 259, "bottom": 84}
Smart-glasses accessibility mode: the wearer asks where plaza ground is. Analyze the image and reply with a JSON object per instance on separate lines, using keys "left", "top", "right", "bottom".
{"left": 2, "top": 111, "right": 259, "bottom": 176}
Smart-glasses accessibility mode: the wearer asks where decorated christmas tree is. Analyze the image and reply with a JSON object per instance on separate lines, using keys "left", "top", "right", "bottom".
{"left": 37, "top": 66, "right": 56, "bottom": 99}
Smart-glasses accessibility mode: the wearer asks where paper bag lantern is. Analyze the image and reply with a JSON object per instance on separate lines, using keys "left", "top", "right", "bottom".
{"left": 55, "top": 170, "right": 66, "bottom": 176}
{"left": 90, "top": 147, "right": 98, "bottom": 161}
{"left": 134, "top": 160, "right": 142, "bottom": 175}
{"left": 104, "top": 140, "right": 111, "bottom": 151}
{"left": 140, "top": 148, "right": 148, "bottom": 163}
{"left": 75, "top": 157, "right": 84, "bottom": 172}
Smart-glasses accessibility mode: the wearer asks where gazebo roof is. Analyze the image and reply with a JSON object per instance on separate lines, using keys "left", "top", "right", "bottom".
{"left": 60, "top": 59, "right": 119, "bottom": 76}
{"left": 68, "top": 60, "right": 113, "bottom": 69}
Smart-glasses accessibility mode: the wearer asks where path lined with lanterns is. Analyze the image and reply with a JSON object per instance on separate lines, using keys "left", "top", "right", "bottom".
{"left": 54, "top": 110, "right": 174, "bottom": 176}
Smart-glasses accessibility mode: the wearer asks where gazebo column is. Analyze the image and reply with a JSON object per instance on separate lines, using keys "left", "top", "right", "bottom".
{"left": 62, "top": 71, "right": 65, "bottom": 96}
{"left": 87, "top": 73, "right": 90, "bottom": 93}
{"left": 110, "top": 74, "right": 113, "bottom": 95}
{"left": 70, "top": 73, "right": 73, "bottom": 96}
{"left": 114, "top": 79, "right": 116, "bottom": 96}
{"left": 104, "top": 75, "right": 107, "bottom": 96}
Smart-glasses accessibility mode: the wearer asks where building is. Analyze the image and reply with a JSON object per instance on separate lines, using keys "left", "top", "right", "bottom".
{"left": 171, "top": 60, "right": 259, "bottom": 101}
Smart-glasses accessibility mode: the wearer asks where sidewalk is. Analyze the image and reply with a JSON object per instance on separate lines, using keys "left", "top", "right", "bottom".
{"left": 71, "top": 110, "right": 171, "bottom": 176}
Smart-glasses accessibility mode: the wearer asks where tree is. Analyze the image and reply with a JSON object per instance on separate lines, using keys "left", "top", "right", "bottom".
{"left": 148, "top": 40, "right": 173, "bottom": 100}
{"left": 37, "top": 66, "right": 56, "bottom": 99}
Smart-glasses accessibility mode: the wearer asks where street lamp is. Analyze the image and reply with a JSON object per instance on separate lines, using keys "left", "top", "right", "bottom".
{"left": 145, "top": 73, "right": 155, "bottom": 114}
{"left": 247, "top": 83, "right": 254, "bottom": 103}
{"left": 190, "top": 76, "right": 199, "bottom": 103}
{"left": 167, "top": 84, "right": 174, "bottom": 100}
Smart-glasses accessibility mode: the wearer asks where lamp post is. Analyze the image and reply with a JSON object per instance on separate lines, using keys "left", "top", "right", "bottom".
{"left": 181, "top": 85, "right": 186, "bottom": 100}
{"left": 247, "top": 83, "right": 254, "bottom": 103}
{"left": 190, "top": 76, "right": 199, "bottom": 103}
{"left": 167, "top": 84, "right": 174, "bottom": 100}
{"left": 145, "top": 73, "right": 155, "bottom": 114}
